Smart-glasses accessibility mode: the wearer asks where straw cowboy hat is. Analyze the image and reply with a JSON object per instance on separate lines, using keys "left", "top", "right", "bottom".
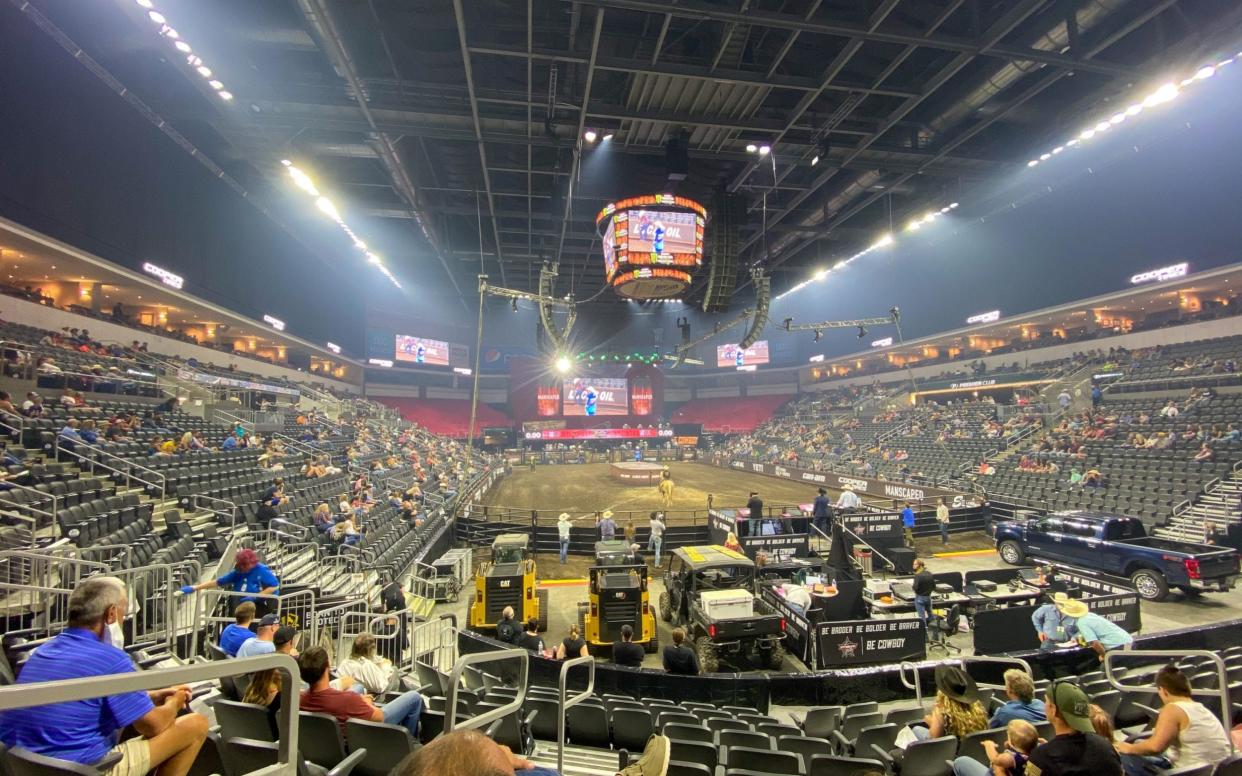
{"left": 1056, "top": 598, "right": 1090, "bottom": 618}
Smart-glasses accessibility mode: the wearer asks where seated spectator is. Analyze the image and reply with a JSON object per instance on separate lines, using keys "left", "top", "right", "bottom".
{"left": 990, "top": 669, "right": 1047, "bottom": 727}
{"left": 612, "top": 624, "right": 644, "bottom": 668}
{"left": 662, "top": 627, "right": 700, "bottom": 675}
{"left": 298, "top": 646, "right": 424, "bottom": 738}
{"left": 517, "top": 618, "right": 545, "bottom": 654}
{"left": 0, "top": 390, "right": 16, "bottom": 416}
{"left": 236, "top": 614, "right": 281, "bottom": 657}
{"left": 313, "top": 503, "right": 335, "bottom": 533}
{"left": 1026, "top": 681, "right": 1121, "bottom": 776}
{"left": 177, "top": 432, "right": 194, "bottom": 452}
{"left": 36, "top": 356, "right": 62, "bottom": 374}
{"left": 952, "top": 719, "right": 1038, "bottom": 776}
{"left": 910, "top": 665, "right": 988, "bottom": 742}
{"left": 241, "top": 667, "right": 283, "bottom": 737}
{"left": 1193, "top": 443, "right": 1215, "bottom": 463}
{"left": 22, "top": 391, "right": 45, "bottom": 417}
{"left": 221, "top": 431, "right": 240, "bottom": 451}
{"left": 0, "top": 576, "right": 209, "bottom": 776}
{"left": 336, "top": 633, "right": 397, "bottom": 695}
{"left": 220, "top": 601, "right": 259, "bottom": 656}
{"left": 555, "top": 624, "right": 589, "bottom": 660}
{"left": 58, "top": 418, "right": 84, "bottom": 448}
{"left": 1114, "top": 665, "right": 1230, "bottom": 776}
{"left": 495, "top": 606, "right": 521, "bottom": 645}
{"left": 78, "top": 419, "right": 99, "bottom": 444}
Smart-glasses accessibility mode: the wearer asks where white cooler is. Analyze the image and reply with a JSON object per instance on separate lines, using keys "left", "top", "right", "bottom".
{"left": 699, "top": 589, "right": 754, "bottom": 620}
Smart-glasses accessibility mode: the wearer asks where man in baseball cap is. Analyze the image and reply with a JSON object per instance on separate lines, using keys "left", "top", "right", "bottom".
{"left": 236, "top": 614, "right": 281, "bottom": 658}
{"left": 1025, "top": 680, "right": 1121, "bottom": 776}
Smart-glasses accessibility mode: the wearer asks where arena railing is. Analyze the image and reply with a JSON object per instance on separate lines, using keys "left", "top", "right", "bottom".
{"left": 336, "top": 609, "right": 411, "bottom": 667}
{"left": 0, "top": 550, "right": 108, "bottom": 640}
{"left": 1104, "top": 649, "right": 1234, "bottom": 748}
{"left": 35, "top": 367, "right": 161, "bottom": 397}
{"left": 53, "top": 441, "right": 167, "bottom": 501}
{"left": 445, "top": 647, "right": 529, "bottom": 736}
{"left": 898, "top": 655, "right": 1033, "bottom": 706}
{"left": 187, "top": 588, "right": 318, "bottom": 659}
{"left": 413, "top": 614, "right": 459, "bottom": 675}
{"left": 557, "top": 654, "right": 596, "bottom": 775}
{"left": 187, "top": 493, "right": 239, "bottom": 534}
{"left": 0, "top": 653, "right": 303, "bottom": 775}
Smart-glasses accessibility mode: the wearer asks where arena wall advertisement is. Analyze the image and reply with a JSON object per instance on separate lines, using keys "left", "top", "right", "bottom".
{"left": 724, "top": 459, "right": 964, "bottom": 502}
{"left": 813, "top": 617, "right": 926, "bottom": 668}
{"left": 707, "top": 510, "right": 808, "bottom": 562}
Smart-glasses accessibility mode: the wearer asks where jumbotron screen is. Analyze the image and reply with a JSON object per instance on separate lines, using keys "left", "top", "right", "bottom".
{"left": 717, "top": 341, "right": 770, "bottom": 368}
{"left": 596, "top": 194, "right": 706, "bottom": 299}
{"left": 562, "top": 377, "right": 628, "bottom": 416}
{"left": 395, "top": 335, "right": 450, "bottom": 365}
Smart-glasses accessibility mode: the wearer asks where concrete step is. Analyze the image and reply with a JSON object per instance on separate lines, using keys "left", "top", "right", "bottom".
{"left": 529, "top": 742, "right": 620, "bottom": 776}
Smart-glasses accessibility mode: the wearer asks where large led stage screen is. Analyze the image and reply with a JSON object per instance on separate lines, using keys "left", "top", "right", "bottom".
{"left": 562, "top": 377, "right": 628, "bottom": 416}
{"left": 717, "top": 341, "right": 770, "bottom": 368}
{"left": 395, "top": 335, "right": 450, "bottom": 366}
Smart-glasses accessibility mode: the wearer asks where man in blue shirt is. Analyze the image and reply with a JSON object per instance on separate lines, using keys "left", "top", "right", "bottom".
{"left": 221, "top": 432, "right": 239, "bottom": 451}
{"left": 181, "top": 548, "right": 281, "bottom": 617}
{"left": 811, "top": 488, "right": 833, "bottom": 536}
{"left": 218, "top": 601, "right": 258, "bottom": 657}
{"left": 1059, "top": 599, "right": 1134, "bottom": 659}
{"left": 989, "top": 669, "right": 1048, "bottom": 727}
{"left": 236, "top": 614, "right": 280, "bottom": 658}
{"left": 901, "top": 502, "right": 917, "bottom": 547}
{"left": 0, "top": 576, "right": 208, "bottom": 775}
{"left": 1031, "top": 593, "right": 1078, "bottom": 651}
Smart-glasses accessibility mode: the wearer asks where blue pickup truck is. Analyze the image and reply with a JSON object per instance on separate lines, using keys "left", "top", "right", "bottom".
{"left": 993, "top": 511, "right": 1240, "bottom": 601}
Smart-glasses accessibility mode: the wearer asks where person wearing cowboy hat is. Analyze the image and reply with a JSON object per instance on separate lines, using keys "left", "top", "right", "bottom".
{"left": 1032, "top": 592, "right": 1079, "bottom": 651}
{"left": 1026, "top": 680, "right": 1122, "bottom": 776}
{"left": 597, "top": 510, "right": 617, "bottom": 542}
{"left": 911, "top": 665, "right": 989, "bottom": 742}
{"left": 1057, "top": 598, "right": 1133, "bottom": 659}
{"left": 181, "top": 548, "right": 281, "bottom": 617}
{"left": 556, "top": 512, "right": 578, "bottom": 564}
{"left": 835, "top": 484, "right": 862, "bottom": 511}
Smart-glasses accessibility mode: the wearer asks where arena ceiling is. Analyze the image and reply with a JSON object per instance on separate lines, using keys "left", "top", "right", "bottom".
{"left": 14, "top": 0, "right": 1242, "bottom": 304}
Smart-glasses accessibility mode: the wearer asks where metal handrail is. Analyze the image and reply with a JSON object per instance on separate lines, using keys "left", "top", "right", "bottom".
{"left": 445, "top": 648, "right": 529, "bottom": 735}
{"left": 0, "top": 479, "right": 60, "bottom": 521}
{"left": 899, "top": 655, "right": 1034, "bottom": 706}
{"left": 0, "top": 653, "right": 302, "bottom": 773}
{"left": 0, "top": 408, "right": 26, "bottom": 438}
{"left": 54, "top": 442, "right": 166, "bottom": 499}
{"left": 840, "top": 523, "right": 896, "bottom": 572}
{"left": 190, "top": 494, "right": 239, "bottom": 533}
{"left": 1104, "top": 649, "right": 1235, "bottom": 752}
{"left": 557, "top": 655, "right": 596, "bottom": 774}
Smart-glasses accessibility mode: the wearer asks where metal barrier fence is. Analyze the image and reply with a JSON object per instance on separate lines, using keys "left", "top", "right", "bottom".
{"left": 0, "top": 654, "right": 302, "bottom": 775}
{"left": 188, "top": 588, "right": 318, "bottom": 659}
{"left": 0, "top": 550, "right": 109, "bottom": 640}
{"left": 1104, "top": 649, "right": 1236, "bottom": 752}
{"left": 335, "top": 610, "right": 412, "bottom": 668}
{"left": 899, "top": 655, "right": 1033, "bottom": 706}
{"left": 412, "top": 614, "right": 457, "bottom": 675}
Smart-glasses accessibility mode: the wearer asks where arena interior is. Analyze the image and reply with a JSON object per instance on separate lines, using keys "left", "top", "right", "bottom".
{"left": 3, "top": 2, "right": 1242, "bottom": 776}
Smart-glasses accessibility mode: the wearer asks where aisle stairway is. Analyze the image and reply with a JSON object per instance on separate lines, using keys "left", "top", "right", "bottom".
{"left": 529, "top": 741, "right": 620, "bottom": 776}
{"left": 1154, "top": 470, "right": 1242, "bottom": 542}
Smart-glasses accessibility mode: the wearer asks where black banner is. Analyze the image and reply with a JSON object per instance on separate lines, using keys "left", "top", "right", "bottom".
{"left": 972, "top": 605, "right": 1043, "bottom": 654}
{"left": 761, "top": 587, "right": 811, "bottom": 664}
{"left": 1050, "top": 567, "right": 1136, "bottom": 597}
{"left": 814, "top": 617, "right": 926, "bottom": 668}
{"left": 839, "top": 511, "right": 904, "bottom": 541}
{"left": 1084, "top": 592, "right": 1143, "bottom": 634}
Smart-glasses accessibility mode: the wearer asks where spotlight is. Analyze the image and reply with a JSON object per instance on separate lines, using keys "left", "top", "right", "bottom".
{"left": 758, "top": 145, "right": 771, "bottom": 156}
{"left": 746, "top": 143, "right": 758, "bottom": 153}
{"left": 811, "top": 155, "right": 820, "bottom": 166}
{"left": 218, "top": 91, "right": 233, "bottom": 101}
{"left": 555, "top": 356, "right": 571, "bottom": 373}
{"left": 584, "top": 130, "right": 598, "bottom": 143}
{"left": 135, "top": 0, "right": 153, "bottom": 7}
{"left": 147, "top": 10, "right": 166, "bottom": 23}
{"left": 857, "top": 326, "right": 867, "bottom": 338}
{"left": 174, "top": 41, "right": 191, "bottom": 53}
{"left": 602, "top": 133, "right": 614, "bottom": 141}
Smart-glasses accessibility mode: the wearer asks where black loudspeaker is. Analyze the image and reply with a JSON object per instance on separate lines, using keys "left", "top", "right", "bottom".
{"left": 702, "top": 192, "right": 742, "bottom": 313}
{"left": 666, "top": 133, "right": 689, "bottom": 181}
{"left": 889, "top": 547, "right": 916, "bottom": 575}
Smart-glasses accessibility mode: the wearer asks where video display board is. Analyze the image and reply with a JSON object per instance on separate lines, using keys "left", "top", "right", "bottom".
{"left": 596, "top": 195, "right": 706, "bottom": 300}
{"left": 717, "top": 341, "right": 770, "bottom": 368}
{"left": 562, "top": 377, "right": 628, "bottom": 416}
{"left": 395, "top": 335, "right": 450, "bottom": 365}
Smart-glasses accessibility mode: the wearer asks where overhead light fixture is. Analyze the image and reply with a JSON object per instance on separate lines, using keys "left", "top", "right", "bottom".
{"left": 602, "top": 133, "right": 614, "bottom": 141}
{"left": 758, "top": 144, "right": 771, "bottom": 156}
{"left": 555, "top": 356, "right": 572, "bottom": 374}
{"left": 811, "top": 155, "right": 820, "bottom": 166}
{"left": 584, "top": 130, "right": 597, "bottom": 143}
{"left": 745, "top": 143, "right": 758, "bottom": 153}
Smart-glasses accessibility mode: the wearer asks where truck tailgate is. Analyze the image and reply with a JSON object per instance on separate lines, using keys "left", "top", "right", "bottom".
{"left": 1194, "top": 550, "right": 1241, "bottom": 580}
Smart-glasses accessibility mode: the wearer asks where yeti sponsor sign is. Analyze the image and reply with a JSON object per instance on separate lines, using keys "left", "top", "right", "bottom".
{"left": 725, "top": 461, "right": 960, "bottom": 501}
{"left": 839, "top": 511, "right": 903, "bottom": 540}
{"left": 815, "top": 617, "right": 926, "bottom": 667}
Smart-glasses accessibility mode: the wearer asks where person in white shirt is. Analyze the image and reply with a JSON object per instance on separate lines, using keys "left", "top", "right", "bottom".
{"left": 1115, "top": 665, "right": 1230, "bottom": 776}
{"left": 835, "top": 486, "right": 862, "bottom": 511}
{"left": 335, "top": 632, "right": 396, "bottom": 695}
{"left": 784, "top": 584, "right": 812, "bottom": 614}
{"left": 648, "top": 512, "right": 666, "bottom": 568}
{"left": 557, "top": 513, "right": 575, "bottom": 565}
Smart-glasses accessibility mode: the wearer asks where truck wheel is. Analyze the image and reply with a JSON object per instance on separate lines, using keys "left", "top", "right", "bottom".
{"left": 766, "top": 641, "right": 787, "bottom": 670}
{"left": 644, "top": 634, "right": 659, "bottom": 654}
{"left": 1130, "top": 568, "right": 1168, "bottom": 601}
{"left": 658, "top": 592, "right": 673, "bottom": 622}
{"left": 695, "top": 636, "right": 719, "bottom": 673}
{"left": 998, "top": 541, "right": 1025, "bottom": 565}
{"left": 536, "top": 588, "right": 549, "bottom": 631}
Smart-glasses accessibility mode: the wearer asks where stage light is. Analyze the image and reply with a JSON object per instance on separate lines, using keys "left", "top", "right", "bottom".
{"left": 148, "top": 10, "right": 166, "bottom": 23}
{"left": 758, "top": 145, "right": 771, "bottom": 156}
{"left": 555, "top": 357, "right": 571, "bottom": 373}
{"left": 874, "top": 233, "right": 894, "bottom": 248}
{"left": 1039, "top": 153, "right": 1051, "bottom": 161}
{"left": 1195, "top": 65, "right": 1216, "bottom": 80}
{"left": 1110, "top": 112, "right": 1126, "bottom": 125}
{"left": 746, "top": 143, "right": 758, "bottom": 153}
{"left": 1143, "top": 83, "right": 1178, "bottom": 107}
{"left": 316, "top": 196, "right": 340, "bottom": 220}
{"left": 584, "top": 130, "right": 598, "bottom": 143}
{"left": 603, "top": 133, "right": 614, "bottom": 141}
{"left": 949, "top": 202, "right": 959, "bottom": 209}
{"left": 196, "top": 66, "right": 212, "bottom": 77}
{"left": 288, "top": 166, "right": 318, "bottom": 196}
{"left": 174, "top": 41, "right": 191, "bottom": 53}
{"left": 1080, "top": 128, "right": 1096, "bottom": 140}
{"left": 135, "top": 0, "right": 153, "bottom": 7}
{"left": 1094, "top": 121, "right": 1111, "bottom": 133}
{"left": 208, "top": 80, "right": 223, "bottom": 90}
{"left": 811, "top": 155, "right": 820, "bottom": 166}
{"left": 1027, "top": 160, "right": 1039, "bottom": 167}
{"left": 1051, "top": 146, "right": 1064, "bottom": 154}
{"left": 218, "top": 91, "right": 233, "bottom": 101}
{"left": 907, "top": 220, "right": 922, "bottom": 230}
{"left": 815, "top": 268, "right": 829, "bottom": 280}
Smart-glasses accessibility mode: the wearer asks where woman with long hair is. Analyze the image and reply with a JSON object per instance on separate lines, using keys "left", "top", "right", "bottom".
{"left": 915, "top": 665, "right": 989, "bottom": 740}
{"left": 336, "top": 632, "right": 396, "bottom": 695}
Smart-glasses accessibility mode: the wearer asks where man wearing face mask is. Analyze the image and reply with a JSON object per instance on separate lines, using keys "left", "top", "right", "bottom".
{"left": 0, "top": 576, "right": 209, "bottom": 776}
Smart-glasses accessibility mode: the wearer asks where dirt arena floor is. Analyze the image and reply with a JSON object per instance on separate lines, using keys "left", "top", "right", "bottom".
{"left": 480, "top": 461, "right": 822, "bottom": 521}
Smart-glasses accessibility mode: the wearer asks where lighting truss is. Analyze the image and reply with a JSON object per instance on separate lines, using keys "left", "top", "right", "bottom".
{"left": 666, "top": 306, "right": 756, "bottom": 369}
{"left": 280, "top": 160, "right": 403, "bottom": 289}
{"left": 479, "top": 265, "right": 577, "bottom": 352}
{"left": 1025, "top": 52, "right": 1239, "bottom": 170}
{"left": 131, "top": 0, "right": 233, "bottom": 101}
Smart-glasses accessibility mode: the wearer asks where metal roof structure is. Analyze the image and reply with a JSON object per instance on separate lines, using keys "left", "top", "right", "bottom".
{"left": 15, "top": 0, "right": 1242, "bottom": 304}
